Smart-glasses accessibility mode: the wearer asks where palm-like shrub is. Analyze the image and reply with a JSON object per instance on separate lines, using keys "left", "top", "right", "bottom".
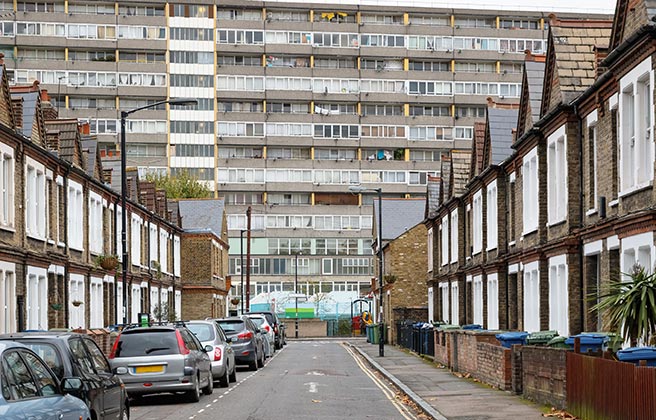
{"left": 591, "top": 265, "right": 656, "bottom": 346}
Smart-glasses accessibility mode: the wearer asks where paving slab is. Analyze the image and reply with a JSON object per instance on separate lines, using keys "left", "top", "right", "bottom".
{"left": 349, "top": 341, "right": 545, "bottom": 420}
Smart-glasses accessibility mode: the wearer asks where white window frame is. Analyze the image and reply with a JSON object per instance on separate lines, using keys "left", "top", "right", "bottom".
{"left": 173, "top": 235, "right": 181, "bottom": 277}
{"left": 548, "top": 255, "right": 569, "bottom": 336}
{"left": 131, "top": 284, "right": 141, "bottom": 323}
{"left": 25, "top": 157, "right": 47, "bottom": 240}
{"left": 450, "top": 211, "right": 458, "bottom": 264}
{"left": 522, "top": 147, "right": 539, "bottom": 235}
{"left": 547, "top": 125, "right": 568, "bottom": 224}
{"left": 428, "top": 287, "right": 434, "bottom": 323}
{"left": 620, "top": 232, "right": 654, "bottom": 279}
{"left": 0, "top": 261, "right": 16, "bottom": 334}
{"left": 26, "top": 266, "right": 47, "bottom": 331}
{"left": 68, "top": 180, "right": 84, "bottom": 251}
{"left": 450, "top": 282, "right": 459, "bottom": 325}
{"left": 69, "top": 273, "right": 85, "bottom": 329}
{"left": 440, "top": 283, "right": 450, "bottom": 323}
{"left": 150, "top": 286, "right": 159, "bottom": 314}
{"left": 472, "top": 275, "right": 483, "bottom": 325}
{"left": 472, "top": 190, "right": 483, "bottom": 254}
{"left": 487, "top": 273, "right": 499, "bottom": 330}
{"left": 619, "top": 57, "right": 654, "bottom": 195}
{"left": 89, "top": 277, "right": 103, "bottom": 328}
{"left": 587, "top": 111, "right": 599, "bottom": 212}
{"left": 486, "top": 180, "right": 498, "bottom": 250}
{"left": 322, "top": 258, "right": 333, "bottom": 275}
{"left": 131, "top": 214, "right": 142, "bottom": 267}
{"left": 523, "top": 261, "right": 540, "bottom": 332}
{"left": 0, "top": 143, "right": 15, "bottom": 229}
{"left": 88, "top": 191, "right": 103, "bottom": 255}
{"left": 149, "top": 223, "right": 158, "bottom": 265}
{"left": 159, "top": 228, "right": 168, "bottom": 273}
{"left": 440, "top": 217, "right": 449, "bottom": 266}
{"left": 175, "top": 290, "right": 182, "bottom": 320}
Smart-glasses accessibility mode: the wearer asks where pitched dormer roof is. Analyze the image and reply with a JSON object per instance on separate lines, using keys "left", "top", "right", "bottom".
{"left": 470, "top": 121, "right": 486, "bottom": 178}
{"left": 426, "top": 174, "right": 441, "bottom": 219}
{"left": 541, "top": 16, "right": 612, "bottom": 117}
{"left": 484, "top": 107, "right": 519, "bottom": 168}
{"left": 516, "top": 53, "right": 546, "bottom": 140}
{"left": 0, "top": 59, "right": 15, "bottom": 130}
{"left": 609, "top": 0, "right": 656, "bottom": 52}
{"left": 81, "top": 138, "right": 103, "bottom": 181}
{"left": 450, "top": 150, "right": 472, "bottom": 198}
{"left": 440, "top": 156, "right": 451, "bottom": 203}
{"left": 44, "top": 119, "right": 85, "bottom": 169}
{"left": 10, "top": 82, "right": 47, "bottom": 148}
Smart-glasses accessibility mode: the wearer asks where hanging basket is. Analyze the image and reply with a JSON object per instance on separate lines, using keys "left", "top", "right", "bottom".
{"left": 230, "top": 298, "right": 240, "bottom": 305}
{"left": 71, "top": 300, "right": 83, "bottom": 307}
{"left": 384, "top": 274, "right": 397, "bottom": 284}
{"left": 97, "top": 255, "right": 119, "bottom": 271}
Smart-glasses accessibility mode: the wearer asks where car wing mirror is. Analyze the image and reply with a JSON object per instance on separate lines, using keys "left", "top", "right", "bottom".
{"left": 204, "top": 345, "right": 214, "bottom": 352}
{"left": 61, "top": 377, "right": 84, "bottom": 394}
{"left": 114, "top": 367, "right": 128, "bottom": 375}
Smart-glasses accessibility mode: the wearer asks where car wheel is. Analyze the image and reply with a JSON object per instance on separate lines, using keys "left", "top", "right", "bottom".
{"left": 187, "top": 376, "right": 201, "bottom": 402}
{"left": 229, "top": 365, "right": 237, "bottom": 383}
{"left": 218, "top": 368, "right": 229, "bottom": 388}
{"left": 203, "top": 372, "right": 214, "bottom": 395}
{"left": 248, "top": 352, "right": 258, "bottom": 371}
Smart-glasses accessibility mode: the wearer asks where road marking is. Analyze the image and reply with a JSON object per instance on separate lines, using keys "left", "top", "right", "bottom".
{"left": 212, "top": 399, "right": 218, "bottom": 403}
{"left": 306, "top": 371, "right": 325, "bottom": 376}
{"left": 198, "top": 409, "right": 204, "bottom": 413}
{"left": 342, "top": 344, "right": 417, "bottom": 420}
{"left": 304, "top": 382, "right": 319, "bottom": 393}
{"left": 205, "top": 404, "right": 211, "bottom": 408}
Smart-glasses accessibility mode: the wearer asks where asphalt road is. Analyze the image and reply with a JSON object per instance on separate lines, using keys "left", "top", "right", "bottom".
{"left": 130, "top": 340, "right": 418, "bottom": 420}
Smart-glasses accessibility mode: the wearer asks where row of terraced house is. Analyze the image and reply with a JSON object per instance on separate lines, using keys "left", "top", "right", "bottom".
{"left": 0, "top": 59, "right": 230, "bottom": 334}
{"left": 426, "top": 2, "right": 656, "bottom": 337}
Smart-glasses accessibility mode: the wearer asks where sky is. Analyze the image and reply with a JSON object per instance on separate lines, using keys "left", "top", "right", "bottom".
{"left": 262, "top": 0, "right": 618, "bottom": 15}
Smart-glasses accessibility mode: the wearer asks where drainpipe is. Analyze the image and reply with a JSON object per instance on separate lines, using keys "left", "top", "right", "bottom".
{"left": 574, "top": 104, "right": 585, "bottom": 335}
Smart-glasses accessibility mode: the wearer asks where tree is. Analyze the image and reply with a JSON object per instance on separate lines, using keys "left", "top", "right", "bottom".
{"left": 152, "top": 303, "right": 178, "bottom": 323}
{"left": 145, "top": 170, "right": 212, "bottom": 199}
{"left": 591, "top": 265, "right": 656, "bottom": 346}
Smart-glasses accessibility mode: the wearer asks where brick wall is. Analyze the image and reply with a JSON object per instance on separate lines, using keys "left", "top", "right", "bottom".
{"left": 476, "top": 342, "right": 512, "bottom": 390}
{"left": 433, "top": 330, "right": 451, "bottom": 366}
{"left": 450, "top": 330, "right": 499, "bottom": 374}
{"left": 520, "top": 346, "right": 567, "bottom": 409}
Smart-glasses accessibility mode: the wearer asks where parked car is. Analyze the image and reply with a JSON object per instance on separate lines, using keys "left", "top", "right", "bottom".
{"left": 0, "top": 341, "right": 91, "bottom": 420}
{"left": 246, "top": 311, "right": 286, "bottom": 349}
{"left": 0, "top": 332, "right": 129, "bottom": 420}
{"left": 247, "top": 314, "right": 274, "bottom": 358}
{"left": 187, "top": 320, "right": 236, "bottom": 387}
{"left": 108, "top": 324, "right": 213, "bottom": 402}
{"left": 215, "top": 316, "right": 265, "bottom": 371}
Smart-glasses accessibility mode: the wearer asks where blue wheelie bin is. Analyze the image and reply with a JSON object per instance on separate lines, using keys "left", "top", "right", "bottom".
{"left": 617, "top": 347, "right": 656, "bottom": 366}
{"left": 565, "top": 333, "right": 609, "bottom": 353}
{"left": 462, "top": 324, "right": 482, "bottom": 330}
{"left": 496, "top": 332, "right": 529, "bottom": 348}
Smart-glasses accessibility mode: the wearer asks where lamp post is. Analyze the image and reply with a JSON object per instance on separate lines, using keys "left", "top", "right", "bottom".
{"left": 295, "top": 251, "right": 302, "bottom": 338}
{"left": 349, "top": 185, "right": 384, "bottom": 357}
{"left": 240, "top": 229, "right": 246, "bottom": 315}
{"left": 120, "top": 98, "right": 197, "bottom": 325}
{"left": 56, "top": 76, "right": 66, "bottom": 116}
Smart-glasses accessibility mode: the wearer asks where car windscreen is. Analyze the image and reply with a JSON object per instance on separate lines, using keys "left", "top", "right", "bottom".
{"left": 19, "top": 342, "right": 65, "bottom": 380}
{"left": 187, "top": 324, "right": 215, "bottom": 342}
{"left": 217, "top": 320, "right": 244, "bottom": 333}
{"left": 115, "top": 331, "right": 179, "bottom": 357}
{"left": 251, "top": 313, "right": 275, "bottom": 325}
{"left": 249, "top": 317, "right": 265, "bottom": 327}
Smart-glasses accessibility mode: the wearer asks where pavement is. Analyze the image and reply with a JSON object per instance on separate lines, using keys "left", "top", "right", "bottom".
{"left": 347, "top": 338, "right": 545, "bottom": 420}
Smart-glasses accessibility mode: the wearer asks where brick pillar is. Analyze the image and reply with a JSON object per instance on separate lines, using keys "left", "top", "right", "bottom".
{"left": 511, "top": 345, "right": 523, "bottom": 394}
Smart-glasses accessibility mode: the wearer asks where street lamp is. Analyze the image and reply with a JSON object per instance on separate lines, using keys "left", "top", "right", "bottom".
{"left": 348, "top": 185, "right": 384, "bottom": 357}
{"left": 120, "top": 98, "right": 197, "bottom": 325}
{"left": 295, "top": 251, "right": 302, "bottom": 338}
{"left": 240, "top": 229, "right": 246, "bottom": 315}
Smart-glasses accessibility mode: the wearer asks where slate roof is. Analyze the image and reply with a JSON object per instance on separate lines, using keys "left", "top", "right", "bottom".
{"left": 103, "top": 157, "right": 121, "bottom": 192}
{"left": 525, "top": 60, "right": 546, "bottom": 124}
{"left": 373, "top": 198, "right": 425, "bottom": 242}
{"left": 12, "top": 91, "right": 37, "bottom": 139}
{"left": 486, "top": 107, "right": 519, "bottom": 166}
{"left": 426, "top": 175, "right": 441, "bottom": 220}
{"left": 178, "top": 199, "right": 226, "bottom": 238}
{"left": 470, "top": 122, "right": 486, "bottom": 177}
{"left": 546, "top": 23, "right": 612, "bottom": 111}
{"left": 81, "top": 138, "right": 102, "bottom": 180}
{"left": 440, "top": 157, "right": 451, "bottom": 202}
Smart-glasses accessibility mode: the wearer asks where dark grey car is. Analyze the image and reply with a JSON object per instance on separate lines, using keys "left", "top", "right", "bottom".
{"left": 108, "top": 325, "right": 213, "bottom": 402}
{"left": 216, "top": 317, "right": 265, "bottom": 371}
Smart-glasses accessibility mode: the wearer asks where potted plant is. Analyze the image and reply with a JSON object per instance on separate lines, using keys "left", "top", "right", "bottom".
{"left": 94, "top": 254, "right": 119, "bottom": 271}
{"left": 50, "top": 303, "right": 63, "bottom": 311}
{"left": 71, "top": 300, "right": 83, "bottom": 307}
{"left": 230, "top": 297, "right": 240, "bottom": 305}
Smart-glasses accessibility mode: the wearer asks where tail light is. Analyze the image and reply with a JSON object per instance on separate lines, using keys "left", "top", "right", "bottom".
{"left": 237, "top": 331, "right": 253, "bottom": 341}
{"left": 264, "top": 325, "right": 271, "bottom": 332}
{"left": 175, "top": 330, "right": 190, "bottom": 355}
{"left": 109, "top": 334, "right": 121, "bottom": 359}
{"left": 213, "top": 346, "right": 222, "bottom": 361}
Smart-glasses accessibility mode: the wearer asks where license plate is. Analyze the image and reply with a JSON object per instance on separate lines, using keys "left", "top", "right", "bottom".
{"left": 135, "top": 365, "right": 164, "bottom": 374}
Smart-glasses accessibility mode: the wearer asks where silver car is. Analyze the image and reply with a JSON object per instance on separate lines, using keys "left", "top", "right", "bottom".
{"left": 108, "top": 325, "right": 213, "bottom": 402}
{"left": 247, "top": 314, "right": 274, "bottom": 358}
{"left": 187, "top": 320, "right": 236, "bottom": 387}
